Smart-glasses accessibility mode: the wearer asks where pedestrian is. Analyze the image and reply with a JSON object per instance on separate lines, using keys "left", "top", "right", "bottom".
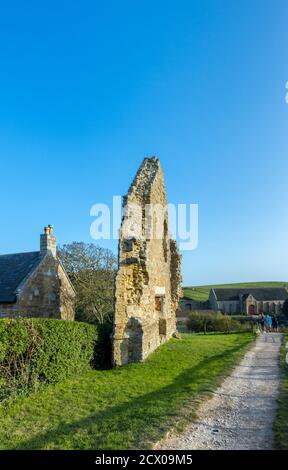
{"left": 259, "top": 313, "right": 265, "bottom": 333}
{"left": 264, "top": 314, "right": 272, "bottom": 332}
{"left": 272, "top": 316, "right": 279, "bottom": 332}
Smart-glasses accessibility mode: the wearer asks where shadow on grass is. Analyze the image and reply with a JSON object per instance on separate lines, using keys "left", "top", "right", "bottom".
{"left": 12, "top": 342, "right": 249, "bottom": 450}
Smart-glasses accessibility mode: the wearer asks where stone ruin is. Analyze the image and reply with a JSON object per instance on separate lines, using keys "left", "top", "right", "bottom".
{"left": 113, "top": 157, "right": 182, "bottom": 366}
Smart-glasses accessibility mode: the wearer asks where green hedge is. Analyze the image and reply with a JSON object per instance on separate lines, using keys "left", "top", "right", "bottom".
{"left": 187, "top": 311, "right": 252, "bottom": 334}
{"left": 0, "top": 318, "right": 100, "bottom": 400}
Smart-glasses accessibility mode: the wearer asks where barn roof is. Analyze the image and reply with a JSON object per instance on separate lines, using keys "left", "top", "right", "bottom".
{"left": 0, "top": 251, "right": 42, "bottom": 303}
{"left": 213, "top": 287, "right": 288, "bottom": 302}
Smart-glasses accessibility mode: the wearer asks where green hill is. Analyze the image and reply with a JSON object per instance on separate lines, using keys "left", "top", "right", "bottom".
{"left": 183, "top": 281, "right": 288, "bottom": 302}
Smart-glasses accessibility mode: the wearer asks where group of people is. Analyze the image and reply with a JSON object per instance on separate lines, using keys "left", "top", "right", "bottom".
{"left": 258, "top": 313, "right": 279, "bottom": 332}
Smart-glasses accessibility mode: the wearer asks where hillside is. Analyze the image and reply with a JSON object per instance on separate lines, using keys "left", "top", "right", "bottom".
{"left": 183, "top": 281, "right": 288, "bottom": 302}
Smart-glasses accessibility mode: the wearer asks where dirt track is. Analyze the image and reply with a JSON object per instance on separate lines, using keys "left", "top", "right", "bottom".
{"left": 159, "top": 333, "right": 282, "bottom": 450}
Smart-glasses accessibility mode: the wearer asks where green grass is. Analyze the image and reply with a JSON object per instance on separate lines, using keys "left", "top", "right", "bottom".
{"left": 183, "top": 281, "right": 288, "bottom": 302}
{"left": 275, "top": 334, "right": 288, "bottom": 450}
{"left": 0, "top": 332, "right": 254, "bottom": 450}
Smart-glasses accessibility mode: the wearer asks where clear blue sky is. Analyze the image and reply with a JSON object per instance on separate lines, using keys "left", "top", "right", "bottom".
{"left": 0, "top": 0, "right": 288, "bottom": 286}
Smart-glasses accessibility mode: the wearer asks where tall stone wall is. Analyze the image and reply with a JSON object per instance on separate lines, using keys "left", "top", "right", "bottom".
{"left": 113, "top": 157, "right": 182, "bottom": 366}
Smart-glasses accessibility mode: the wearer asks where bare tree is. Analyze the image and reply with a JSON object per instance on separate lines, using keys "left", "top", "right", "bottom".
{"left": 58, "top": 242, "right": 117, "bottom": 324}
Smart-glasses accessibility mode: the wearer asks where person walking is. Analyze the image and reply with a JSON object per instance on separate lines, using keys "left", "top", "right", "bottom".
{"left": 272, "top": 316, "right": 279, "bottom": 332}
{"left": 259, "top": 313, "right": 265, "bottom": 333}
{"left": 264, "top": 314, "right": 272, "bottom": 332}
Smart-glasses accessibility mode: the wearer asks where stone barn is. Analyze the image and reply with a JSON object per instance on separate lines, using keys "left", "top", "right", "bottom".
{"left": 113, "top": 157, "right": 182, "bottom": 366}
{"left": 0, "top": 226, "right": 75, "bottom": 320}
{"left": 209, "top": 287, "right": 288, "bottom": 315}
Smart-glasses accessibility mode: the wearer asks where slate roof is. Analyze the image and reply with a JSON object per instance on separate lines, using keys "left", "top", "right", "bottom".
{"left": 0, "top": 251, "right": 42, "bottom": 303}
{"left": 213, "top": 287, "right": 288, "bottom": 302}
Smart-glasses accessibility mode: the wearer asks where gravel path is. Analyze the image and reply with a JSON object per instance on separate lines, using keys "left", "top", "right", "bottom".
{"left": 159, "top": 333, "right": 282, "bottom": 450}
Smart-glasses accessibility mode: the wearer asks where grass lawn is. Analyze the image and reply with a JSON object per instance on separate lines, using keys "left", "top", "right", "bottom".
{"left": 0, "top": 332, "right": 254, "bottom": 450}
{"left": 275, "top": 334, "right": 288, "bottom": 450}
{"left": 183, "top": 281, "right": 287, "bottom": 302}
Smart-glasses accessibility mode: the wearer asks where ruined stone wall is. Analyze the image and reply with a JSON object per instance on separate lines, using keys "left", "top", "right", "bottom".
{"left": 170, "top": 239, "right": 183, "bottom": 312}
{"left": 0, "top": 255, "right": 75, "bottom": 320}
{"left": 113, "top": 157, "right": 182, "bottom": 366}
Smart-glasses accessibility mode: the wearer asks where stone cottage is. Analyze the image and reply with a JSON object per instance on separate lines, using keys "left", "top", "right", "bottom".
{"left": 113, "top": 157, "right": 182, "bottom": 366}
{"left": 0, "top": 225, "right": 75, "bottom": 319}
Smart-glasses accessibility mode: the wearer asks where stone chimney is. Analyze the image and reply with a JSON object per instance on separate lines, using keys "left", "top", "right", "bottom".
{"left": 40, "top": 225, "right": 57, "bottom": 258}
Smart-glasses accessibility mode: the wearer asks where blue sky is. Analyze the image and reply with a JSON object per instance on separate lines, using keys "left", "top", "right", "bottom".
{"left": 0, "top": 0, "right": 288, "bottom": 285}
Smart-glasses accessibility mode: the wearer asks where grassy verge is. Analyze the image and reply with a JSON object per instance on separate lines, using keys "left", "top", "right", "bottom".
{"left": 0, "top": 332, "right": 254, "bottom": 450}
{"left": 275, "top": 334, "right": 288, "bottom": 449}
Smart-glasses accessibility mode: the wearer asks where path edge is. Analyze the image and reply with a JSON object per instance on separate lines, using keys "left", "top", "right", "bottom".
{"left": 153, "top": 332, "right": 257, "bottom": 450}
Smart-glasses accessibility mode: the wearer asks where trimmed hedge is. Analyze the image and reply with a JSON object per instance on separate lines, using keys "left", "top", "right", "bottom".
{"left": 0, "top": 318, "right": 100, "bottom": 400}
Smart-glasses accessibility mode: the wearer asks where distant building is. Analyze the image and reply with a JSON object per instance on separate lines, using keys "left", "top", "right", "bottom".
{"left": 177, "top": 296, "right": 212, "bottom": 331}
{"left": 209, "top": 287, "right": 288, "bottom": 315}
{"left": 0, "top": 226, "right": 75, "bottom": 320}
{"left": 179, "top": 296, "right": 209, "bottom": 311}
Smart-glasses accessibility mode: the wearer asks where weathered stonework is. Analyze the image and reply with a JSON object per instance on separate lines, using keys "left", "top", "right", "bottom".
{"left": 113, "top": 157, "right": 182, "bottom": 366}
{"left": 0, "top": 226, "right": 75, "bottom": 320}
